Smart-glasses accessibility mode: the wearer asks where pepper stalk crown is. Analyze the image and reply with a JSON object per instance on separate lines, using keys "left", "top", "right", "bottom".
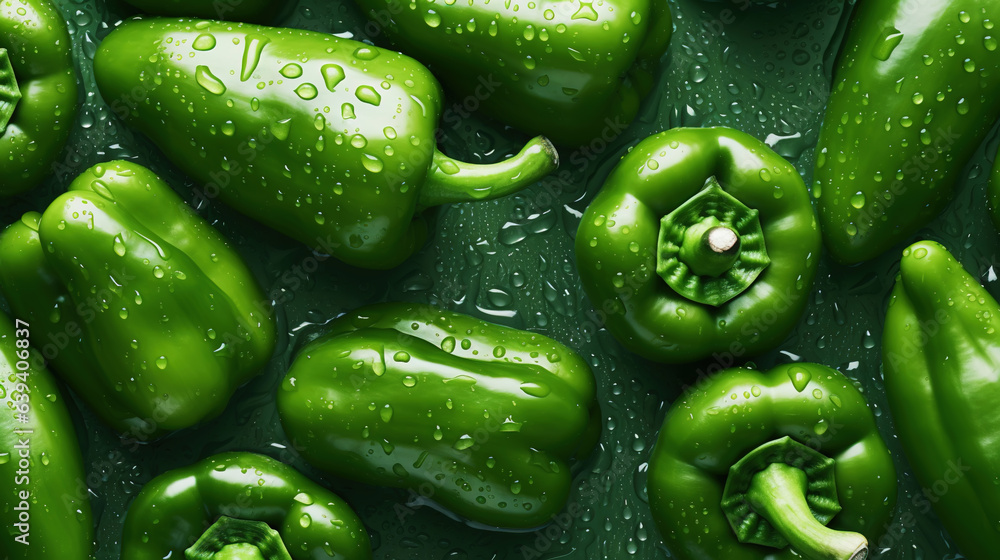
{"left": 656, "top": 176, "right": 770, "bottom": 306}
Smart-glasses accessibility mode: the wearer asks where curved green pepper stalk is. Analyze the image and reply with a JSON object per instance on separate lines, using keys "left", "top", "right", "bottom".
{"left": 746, "top": 465, "right": 868, "bottom": 560}
{"left": 0, "top": 49, "right": 21, "bottom": 133}
{"left": 186, "top": 517, "right": 293, "bottom": 560}
{"left": 418, "top": 136, "right": 558, "bottom": 210}
{"left": 656, "top": 176, "right": 770, "bottom": 306}
{"left": 722, "top": 437, "right": 868, "bottom": 560}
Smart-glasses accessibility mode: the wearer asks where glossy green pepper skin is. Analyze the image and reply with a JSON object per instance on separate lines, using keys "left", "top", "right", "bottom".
{"left": 575, "top": 127, "right": 820, "bottom": 363}
{"left": 94, "top": 19, "right": 559, "bottom": 270}
{"left": 989, "top": 146, "right": 1000, "bottom": 231}
{"left": 0, "top": 161, "right": 276, "bottom": 439}
{"left": 120, "top": 0, "right": 290, "bottom": 22}
{"left": 883, "top": 240, "right": 1000, "bottom": 560}
{"left": 277, "top": 303, "right": 600, "bottom": 530}
{"left": 648, "top": 364, "right": 897, "bottom": 560}
{"left": 813, "top": 0, "right": 1000, "bottom": 264}
{"left": 0, "top": 0, "right": 78, "bottom": 196}
{"left": 0, "top": 312, "right": 93, "bottom": 559}
{"left": 122, "top": 452, "right": 371, "bottom": 560}
{"left": 352, "top": 0, "right": 672, "bottom": 145}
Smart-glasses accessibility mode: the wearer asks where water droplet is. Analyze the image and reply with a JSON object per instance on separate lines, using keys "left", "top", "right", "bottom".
{"left": 414, "top": 450, "right": 429, "bottom": 468}
{"left": 196, "top": 66, "right": 226, "bottom": 95}
{"left": 872, "top": 27, "right": 903, "bottom": 60}
{"left": 320, "top": 64, "right": 346, "bottom": 92}
{"left": 814, "top": 420, "right": 829, "bottom": 435}
{"left": 787, "top": 367, "right": 812, "bottom": 392}
{"left": 520, "top": 382, "right": 550, "bottom": 397}
{"left": 957, "top": 97, "right": 970, "bottom": 115}
{"left": 240, "top": 34, "right": 270, "bottom": 81}
{"left": 293, "top": 492, "right": 314, "bottom": 505}
{"left": 281, "top": 63, "right": 303, "bottom": 79}
{"left": 192, "top": 33, "right": 216, "bottom": 51}
{"left": 271, "top": 118, "right": 292, "bottom": 141}
{"left": 354, "top": 47, "right": 379, "bottom": 61}
{"left": 362, "top": 154, "right": 384, "bottom": 173}
{"left": 454, "top": 435, "right": 475, "bottom": 450}
{"left": 113, "top": 235, "right": 127, "bottom": 256}
{"left": 295, "top": 83, "right": 318, "bottom": 100}
{"left": 356, "top": 85, "right": 382, "bottom": 106}
{"left": 571, "top": 1, "right": 599, "bottom": 21}
{"left": 341, "top": 102, "right": 356, "bottom": 120}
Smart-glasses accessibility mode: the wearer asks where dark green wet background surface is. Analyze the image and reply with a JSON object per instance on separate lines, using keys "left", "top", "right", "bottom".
{"left": 2, "top": 0, "right": 994, "bottom": 557}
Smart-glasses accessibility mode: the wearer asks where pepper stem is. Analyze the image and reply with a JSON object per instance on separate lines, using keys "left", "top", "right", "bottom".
{"left": 679, "top": 219, "right": 741, "bottom": 277}
{"left": 417, "top": 136, "right": 559, "bottom": 211}
{"left": 185, "top": 517, "right": 293, "bottom": 560}
{"left": 656, "top": 176, "right": 770, "bottom": 306}
{"left": 0, "top": 49, "right": 22, "bottom": 134}
{"left": 747, "top": 463, "right": 869, "bottom": 560}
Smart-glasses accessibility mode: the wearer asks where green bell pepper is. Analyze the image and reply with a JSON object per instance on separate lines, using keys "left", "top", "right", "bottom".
{"left": 351, "top": 0, "right": 672, "bottom": 145}
{"left": 989, "top": 146, "right": 1000, "bottom": 231}
{"left": 0, "top": 0, "right": 78, "bottom": 197}
{"left": 0, "top": 311, "right": 93, "bottom": 559}
{"left": 0, "top": 160, "right": 276, "bottom": 439}
{"left": 119, "top": 0, "right": 290, "bottom": 22}
{"left": 883, "top": 240, "right": 1000, "bottom": 560}
{"left": 277, "top": 303, "right": 600, "bottom": 529}
{"left": 122, "top": 452, "right": 371, "bottom": 560}
{"left": 94, "top": 19, "right": 559, "bottom": 270}
{"left": 575, "top": 127, "right": 820, "bottom": 363}
{"left": 813, "top": 0, "right": 1000, "bottom": 264}
{"left": 648, "top": 363, "right": 897, "bottom": 560}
